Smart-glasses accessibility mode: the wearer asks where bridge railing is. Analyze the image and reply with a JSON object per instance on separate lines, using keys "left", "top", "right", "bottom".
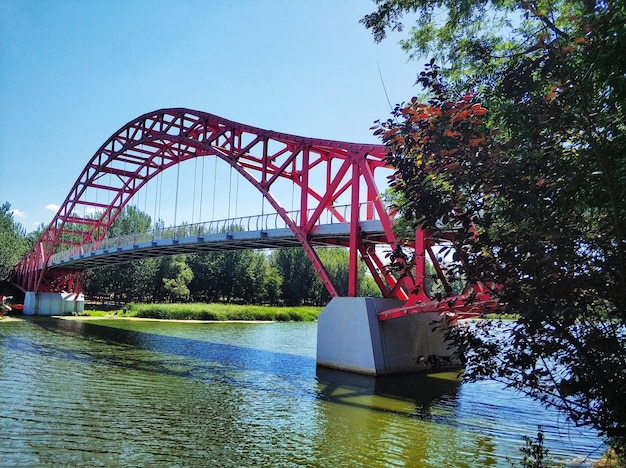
{"left": 49, "top": 202, "right": 383, "bottom": 265}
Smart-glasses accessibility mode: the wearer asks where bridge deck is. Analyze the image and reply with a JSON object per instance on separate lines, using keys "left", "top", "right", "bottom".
{"left": 49, "top": 220, "right": 386, "bottom": 270}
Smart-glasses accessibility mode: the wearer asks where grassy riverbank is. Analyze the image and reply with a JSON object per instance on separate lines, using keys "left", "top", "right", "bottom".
{"left": 87, "top": 303, "right": 322, "bottom": 322}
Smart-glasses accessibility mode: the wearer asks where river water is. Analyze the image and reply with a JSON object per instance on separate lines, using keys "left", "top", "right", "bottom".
{"left": 0, "top": 317, "right": 605, "bottom": 467}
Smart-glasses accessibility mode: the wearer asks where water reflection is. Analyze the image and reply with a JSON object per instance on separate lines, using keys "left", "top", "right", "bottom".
{"left": 314, "top": 367, "right": 503, "bottom": 467}
{"left": 0, "top": 318, "right": 605, "bottom": 467}
{"left": 317, "top": 367, "right": 461, "bottom": 419}
{"left": 23, "top": 318, "right": 319, "bottom": 401}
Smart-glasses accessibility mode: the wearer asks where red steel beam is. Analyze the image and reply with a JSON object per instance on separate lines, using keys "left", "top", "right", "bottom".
{"left": 10, "top": 108, "right": 498, "bottom": 320}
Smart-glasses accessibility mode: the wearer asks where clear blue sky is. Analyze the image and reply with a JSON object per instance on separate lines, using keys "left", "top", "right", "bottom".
{"left": 0, "top": 0, "right": 420, "bottom": 232}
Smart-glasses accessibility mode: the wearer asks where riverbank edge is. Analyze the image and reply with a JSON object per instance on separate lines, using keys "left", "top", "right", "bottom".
{"left": 1, "top": 312, "right": 514, "bottom": 323}
{"left": 0, "top": 315, "right": 290, "bottom": 324}
{"left": 61, "top": 315, "right": 276, "bottom": 324}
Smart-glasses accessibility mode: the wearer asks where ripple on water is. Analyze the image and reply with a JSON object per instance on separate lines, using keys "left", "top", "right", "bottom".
{"left": 0, "top": 318, "right": 605, "bottom": 467}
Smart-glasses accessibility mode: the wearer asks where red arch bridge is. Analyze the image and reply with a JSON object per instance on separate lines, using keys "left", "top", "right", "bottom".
{"left": 10, "top": 108, "right": 497, "bottom": 373}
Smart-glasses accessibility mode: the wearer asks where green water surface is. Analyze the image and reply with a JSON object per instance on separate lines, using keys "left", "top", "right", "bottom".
{"left": 0, "top": 318, "right": 604, "bottom": 467}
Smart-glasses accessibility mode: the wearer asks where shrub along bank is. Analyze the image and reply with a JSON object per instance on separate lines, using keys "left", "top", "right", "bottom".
{"left": 113, "top": 303, "right": 322, "bottom": 322}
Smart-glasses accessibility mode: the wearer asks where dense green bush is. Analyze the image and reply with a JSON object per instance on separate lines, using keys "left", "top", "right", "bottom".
{"left": 126, "top": 302, "right": 321, "bottom": 322}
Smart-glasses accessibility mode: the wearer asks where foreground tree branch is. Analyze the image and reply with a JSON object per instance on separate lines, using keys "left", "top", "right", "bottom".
{"left": 365, "top": 0, "right": 626, "bottom": 458}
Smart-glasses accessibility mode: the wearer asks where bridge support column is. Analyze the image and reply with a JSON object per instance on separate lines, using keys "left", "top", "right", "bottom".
{"left": 316, "top": 297, "right": 461, "bottom": 375}
{"left": 23, "top": 291, "right": 85, "bottom": 316}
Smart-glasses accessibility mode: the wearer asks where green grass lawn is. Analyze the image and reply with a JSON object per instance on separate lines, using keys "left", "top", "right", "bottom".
{"left": 85, "top": 303, "right": 322, "bottom": 322}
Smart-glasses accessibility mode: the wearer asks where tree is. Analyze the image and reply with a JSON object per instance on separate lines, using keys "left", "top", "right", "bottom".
{"left": 187, "top": 252, "right": 220, "bottom": 302}
{"left": 0, "top": 202, "right": 28, "bottom": 280}
{"left": 208, "top": 250, "right": 254, "bottom": 302}
{"left": 151, "top": 254, "right": 193, "bottom": 302}
{"left": 316, "top": 247, "right": 384, "bottom": 301}
{"left": 363, "top": 0, "right": 626, "bottom": 456}
{"left": 272, "top": 248, "right": 322, "bottom": 305}
{"left": 358, "top": 273, "right": 383, "bottom": 298}
{"left": 160, "top": 254, "right": 193, "bottom": 302}
{"left": 187, "top": 250, "right": 279, "bottom": 304}
{"left": 25, "top": 223, "right": 47, "bottom": 249}
{"left": 83, "top": 206, "right": 157, "bottom": 303}
{"left": 84, "top": 257, "right": 158, "bottom": 304}
{"left": 107, "top": 205, "right": 152, "bottom": 237}
{"left": 272, "top": 247, "right": 382, "bottom": 305}
{"left": 240, "top": 251, "right": 282, "bottom": 304}
{"left": 262, "top": 262, "right": 283, "bottom": 305}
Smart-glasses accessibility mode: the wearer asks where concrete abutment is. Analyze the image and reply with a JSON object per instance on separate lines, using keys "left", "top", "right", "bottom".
{"left": 23, "top": 291, "right": 85, "bottom": 316}
{"left": 316, "top": 297, "right": 461, "bottom": 375}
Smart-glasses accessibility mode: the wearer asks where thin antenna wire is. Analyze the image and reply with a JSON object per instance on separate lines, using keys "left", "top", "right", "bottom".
{"left": 377, "top": 60, "right": 394, "bottom": 112}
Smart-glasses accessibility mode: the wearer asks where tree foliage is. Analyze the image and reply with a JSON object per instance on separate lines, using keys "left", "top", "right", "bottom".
{"left": 272, "top": 248, "right": 324, "bottom": 305}
{"left": 84, "top": 206, "right": 158, "bottom": 303}
{"left": 77, "top": 207, "right": 375, "bottom": 306}
{"left": 160, "top": 255, "right": 193, "bottom": 302}
{"left": 0, "top": 202, "right": 28, "bottom": 280}
{"left": 272, "top": 247, "right": 382, "bottom": 305}
{"left": 364, "top": 0, "right": 626, "bottom": 454}
{"left": 187, "top": 250, "right": 282, "bottom": 304}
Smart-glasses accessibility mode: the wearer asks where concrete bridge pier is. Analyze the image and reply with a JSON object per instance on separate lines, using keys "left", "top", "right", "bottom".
{"left": 23, "top": 291, "right": 85, "bottom": 316}
{"left": 316, "top": 297, "right": 462, "bottom": 375}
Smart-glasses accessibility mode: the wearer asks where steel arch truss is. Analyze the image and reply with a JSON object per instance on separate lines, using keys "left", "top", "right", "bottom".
{"left": 11, "top": 108, "right": 499, "bottom": 319}
{"left": 12, "top": 109, "right": 414, "bottom": 299}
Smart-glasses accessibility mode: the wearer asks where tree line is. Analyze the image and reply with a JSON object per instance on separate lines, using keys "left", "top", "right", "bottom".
{"left": 0, "top": 202, "right": 381, "bottom": 306}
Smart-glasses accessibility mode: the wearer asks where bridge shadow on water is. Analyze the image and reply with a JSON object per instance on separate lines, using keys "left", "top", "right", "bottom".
{"left": 316, "top": 366, "right": 461, "bottom": 421}
{"left": 17, "top": 317, "right": 461, "bottom": 420}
